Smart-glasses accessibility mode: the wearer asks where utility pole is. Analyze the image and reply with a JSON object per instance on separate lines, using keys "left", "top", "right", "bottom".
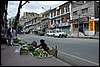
{"left": 77, "top": 14, "right": 80, "bottom": 38}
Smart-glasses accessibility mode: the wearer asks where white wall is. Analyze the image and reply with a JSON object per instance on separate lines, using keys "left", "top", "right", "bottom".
{"left": 84, "top": 31, "right": 95, "bottom": 36}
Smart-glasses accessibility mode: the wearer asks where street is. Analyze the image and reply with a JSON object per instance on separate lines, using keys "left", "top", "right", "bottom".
{"left": 18, "top": 34, "right": 99, "bottom": 66}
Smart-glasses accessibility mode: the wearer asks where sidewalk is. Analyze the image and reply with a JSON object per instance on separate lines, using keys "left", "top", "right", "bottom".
{"left": 68, "top": 35, "right": 99, "bottom": 39}
{"left": 1, "top": 44, "right": 71, "bottom": 66}
{"left": 67, "top": 32, "right": 99, "bottom": 39}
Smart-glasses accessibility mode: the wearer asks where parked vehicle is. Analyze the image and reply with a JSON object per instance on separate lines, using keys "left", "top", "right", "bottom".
{"left": 38, "top": 30, "right": 45, "bottom": 36}
{"left": 53, "top": 29, "right": 67, "bottom": 38}
{"left": 46, "top": 29, "right": 67, "bottom": 38}
{"left": 46, "top": 30, "right": 54, "bottom": 37}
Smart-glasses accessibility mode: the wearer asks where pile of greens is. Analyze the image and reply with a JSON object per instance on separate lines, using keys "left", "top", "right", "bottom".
{"left": 32, "top": 48, "right": 49, "bottom": 57}
{"left": 18, "top": 40, "right": 50, "bottom": 58}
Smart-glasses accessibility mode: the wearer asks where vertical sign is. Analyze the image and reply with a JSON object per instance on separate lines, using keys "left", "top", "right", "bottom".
{"left": 89, "top": 21, "right": 95, "bottom": 31}
{"left": 72, "top": 23, "right": 74, "bottom": 32}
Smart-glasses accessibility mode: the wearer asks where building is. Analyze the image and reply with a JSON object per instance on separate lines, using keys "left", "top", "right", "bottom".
{"left": 71, "top": 1, "right": 99, "bottom": 36}
{"left": 19, "top": 12, "right": 41, "bottom": 33}
{"left": 49, "top": 1, "right": 72, "bottom": 34}
{"left": 40, "top": 9, "right": 51, "bottom": 33}
{"left": 20, "top": 12, "right": 39, "bottom": 26}
{"left": 19, "top": 1, "right": 99, "bottom": 36}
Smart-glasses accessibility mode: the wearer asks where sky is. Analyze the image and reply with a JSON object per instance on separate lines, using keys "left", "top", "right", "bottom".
{"left": 7, "top": 1, "right": 68, "bottom": 19}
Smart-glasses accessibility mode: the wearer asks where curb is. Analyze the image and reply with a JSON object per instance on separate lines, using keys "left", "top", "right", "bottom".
{"left": 67, "top": 36, "right": 99, "bottom": 39}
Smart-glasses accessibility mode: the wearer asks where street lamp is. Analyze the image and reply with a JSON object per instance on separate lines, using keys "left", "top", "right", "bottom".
{"left": 42, "top": 7, "right": 46, "bottom": 11}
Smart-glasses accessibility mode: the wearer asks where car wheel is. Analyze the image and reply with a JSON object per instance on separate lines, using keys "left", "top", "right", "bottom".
{"left": 59, "top": 35, "right": 61, "bottom": 38}
{"left": 53, "top": 35, "right": 55, "bottom": 38}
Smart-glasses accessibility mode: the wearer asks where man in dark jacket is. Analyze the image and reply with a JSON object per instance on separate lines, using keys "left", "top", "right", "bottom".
{"left": 36, "top": 39, "right": 49, "bottom": 52}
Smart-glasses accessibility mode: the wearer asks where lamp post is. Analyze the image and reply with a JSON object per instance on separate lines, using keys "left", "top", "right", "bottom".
{"left": 42, "top": 7, "right": 46, "bottom": 11}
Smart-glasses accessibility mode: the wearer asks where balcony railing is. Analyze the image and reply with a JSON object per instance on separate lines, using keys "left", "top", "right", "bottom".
{"left": 50, "top": 11, "right": 70, "bottom": 19}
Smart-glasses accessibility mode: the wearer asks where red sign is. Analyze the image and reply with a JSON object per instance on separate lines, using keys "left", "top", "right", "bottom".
{"left": 89, "top": 21, "right": 95, "bottom": 31}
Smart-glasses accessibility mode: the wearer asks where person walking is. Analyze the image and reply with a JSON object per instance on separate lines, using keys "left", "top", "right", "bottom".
{"left": 7, "top": 27, "right": 14, "bottom": 46}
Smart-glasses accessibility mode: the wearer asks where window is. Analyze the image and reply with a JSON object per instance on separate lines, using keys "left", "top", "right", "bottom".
{"left": 57, "top": 20, "right": 60, "bottom": 24}
{"left": 74, "top": 24, "right": 78, "bottom": 28}
{"left": 61, "top": 18, "right": 64, "bottom": 22}
{"left": 66, "top": 7, "right": 69, "bottom": 12}
{"left": 51, "top": 20, "right": 53, "bottom": 25}
{"left": 97, "top": 6, "right": 99, "bottom": 12}
{"left": 57, "top": 9, "right": 60, "bottom": 15}
{"left": 54, "top": 11, "right": 56, "bottom": 16}
{"left": 66, "top": 7, "right": 67, "bottom": 13}
{"left": 61, "top": 8, "right": 64, "bottom": 14}
{"left": 84, "top": 23, "right": 88, "bottom": 30}
{"left": 82, "top": 8, "right": 88, "bottom": 14}
{"left": 67, "top": 7, "right": 69, "bottom": 12}
{"left": 51, "top": 12, "right": 53, "bottom": 17}
{"left": 73, "top": 11, "right": 77, "bottom": 16}
{"left": 54, "top": 20, "right": 56, "bottom": 24}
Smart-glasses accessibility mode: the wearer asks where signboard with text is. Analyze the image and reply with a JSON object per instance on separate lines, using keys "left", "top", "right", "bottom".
{"left": 72, "top": 23, "right": 74, "bottom": 32}
{"left": 89, "top": 21, "right": 95, "bottom": 31}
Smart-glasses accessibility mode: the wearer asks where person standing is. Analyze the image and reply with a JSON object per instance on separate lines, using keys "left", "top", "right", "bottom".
{"left": 12, "top": 27, "right": 17, "bottom": 40}
{"left": 7, "top": 27, "right": 14, "bottom": 46}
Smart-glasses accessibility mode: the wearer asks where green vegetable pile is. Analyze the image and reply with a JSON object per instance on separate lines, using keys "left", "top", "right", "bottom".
{"left": 18, "top": 40, "right": 50, "bottom": 58}
{"left": 32, "top": 48, "right": 49, "bottom": 57}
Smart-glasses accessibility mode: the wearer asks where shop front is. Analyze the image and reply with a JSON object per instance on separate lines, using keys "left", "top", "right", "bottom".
{"left": 71, "top": 17, "right": 96, "bottom": 36}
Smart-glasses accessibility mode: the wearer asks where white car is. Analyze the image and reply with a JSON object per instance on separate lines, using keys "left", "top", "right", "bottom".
{"left": 53, "top": 29, "right": 67, "bottom": 38}
{"left": 46, "top": 30, "right": 54, "bottom": 37}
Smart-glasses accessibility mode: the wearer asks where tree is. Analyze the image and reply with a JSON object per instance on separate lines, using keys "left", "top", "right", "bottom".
{"left": 17, "top": 24, "right": 23, "bottom": 34}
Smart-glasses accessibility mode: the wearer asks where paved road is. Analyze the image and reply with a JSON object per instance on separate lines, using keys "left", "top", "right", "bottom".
{"left": 18, "top": 34, "right": 99, "bottom": 66}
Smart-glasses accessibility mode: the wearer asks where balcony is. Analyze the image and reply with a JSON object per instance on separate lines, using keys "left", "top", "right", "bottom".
{"left": 41, "top": 17, "right": 49, "bottom": 21}
{"left": 50, "top": 11, "right": 70, "bottom": 20}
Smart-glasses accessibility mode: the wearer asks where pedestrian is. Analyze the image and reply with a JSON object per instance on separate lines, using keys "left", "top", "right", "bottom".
{"left": 79, "top": 25, "right": 86, "bottom": 36}
{"left": 7, "top": 27, "right": 14, "bottom": 46}
{"left": 1, "top": 25, "right": 7, "bottom": 44}
{"left": 12, "top": 27, "right": 17, "bottom": 40}
{"left": 36, "top": 39, "right": 50, "bottom": 53}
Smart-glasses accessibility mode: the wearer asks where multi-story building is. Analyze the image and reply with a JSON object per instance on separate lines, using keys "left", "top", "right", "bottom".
{"left": 19, "top": 12, "right": 40, "bottom": 33}
{"left": 71, "top": 1, "right": 99, "bottom": 36}
{"left": 49, "top": 1, "right": 72, "bottom": 34}
{"left": 20, "top": 12, "right": 39, "bottom": 26}
{"left": 30, "top": 14, "right": 42, "bottom": 32}
{"left": 40, "top": 9, "right": 51, "bottom": 33}
{"left": 19, "top": 1, "right": 99, "bottom": 36}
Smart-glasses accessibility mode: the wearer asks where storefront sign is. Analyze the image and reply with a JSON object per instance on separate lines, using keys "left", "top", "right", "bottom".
{"left": 89, "top": 21, "right": 95, "bottom": 31}
{"left": 81, "top": 17, "right": 89, "bottom": 22}
{"left": 72, "top": 23, "right": 74, "bottom": 32}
